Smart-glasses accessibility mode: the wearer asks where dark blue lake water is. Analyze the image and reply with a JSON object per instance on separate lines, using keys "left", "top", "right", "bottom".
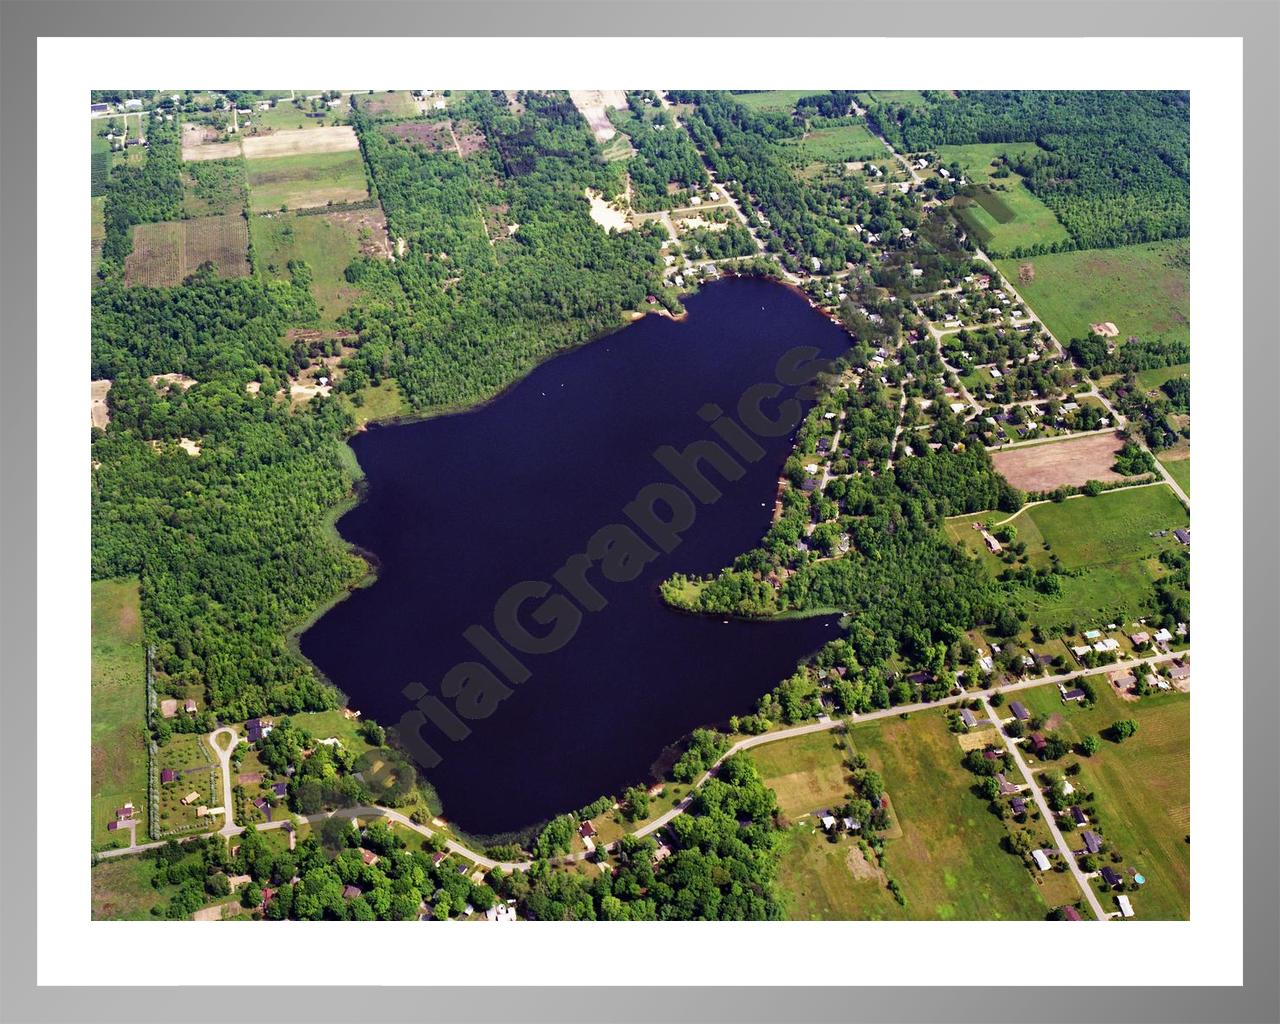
{"left": 300, "top": 277, "right": 852, "bottom": 835}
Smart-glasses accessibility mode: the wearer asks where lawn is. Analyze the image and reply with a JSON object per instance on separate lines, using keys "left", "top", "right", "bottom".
{"left": 243, "top": 99, "right": 351, "bottom": 133}
{"left": 91, "top": 194, "right": 106, "bottom": 283}
{"left": 997, "top": 239, "right": 1190, "bottom": 345}
{"left": 952, "top": 180, "right": 1071, "bottom": 255}
{"left": 775, "top": 825, "right": 908, "bottom": 920}
{"left": 749, "top": 730, "right": 852, "bottom": 818}
{"left": 859, "top": 90, "right": 931, "bottom": 107}
{"left": 91, "top": 855, "right": 165, "bottom": 920}
{"left": 250, "top": 210, "right": 373, "bottom": 319}
{"left": 838, "top": 710, "right": 1050, "bottom": 920}
{"left": 288, "top": 709, "right": 379, "bottom": 757}
{"left": 245, "top": 150, "right": 369, "bottom": 213}
{"left": 1136, "top": 362, "right": 1190, "bottom": 391}
{"left": 936, "top": 141, "right": 1048, "bottom": 185}
{"left": 1159, "top": 451, "right": 1191, "bottom": 495}
{"left": 1017, "top": 684, "right": 1190, "bottom": 920}
{"left": 947, "top": 485, "right": 1189, "bottom": 629}
{"left": 344, "top": 379, "right": 411, "bottom": 427}
{"left": 780, "top": 123, "right": 884, "bottom": 166}
{"left": 92, "top": 578, "right": 149, "bottom": 851}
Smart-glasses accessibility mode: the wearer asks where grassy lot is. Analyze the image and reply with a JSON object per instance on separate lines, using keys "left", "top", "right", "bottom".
{"left": 243, "top": 99, "right": 351, "bottom": 133}
{"left": 776, "top": 825, "right": 908, "bottom": 920}
{"left": 1159, "top": 452, "right": 1191, "bottom": 495}
{"left": 997, "top": 239, "right": 1190, "bottom": 345}
{"left": 936, "top": 142, "right": 1046, "bottom": 184}
{"left": 181, "top": 157, "right": 248, "bottom": 217}
{"left": 1136, "top": 362, "right": 1190, "bottom": 391}
{"left": 859, "top": 90, "right": 931, "bottom": 107}
{"left": 842, "top": 710, "right": 1049, "bottom": 919}
{"left": 749, "top": 730, "right": 852, "bottom": 818}
{"left": 154, "top": 732, "right": 220, "bottom": 835}
{"left": 250, "top": 210, "right": 368, "bottom": 319}
{"left": 245, "top": 151, "right": 368, "bottom": 213}
{"left": 92, "top": 578, "right": 149, "bottom": 851}
{"left": 355, "top": 90, "right": 422, "bottom": 119}
{"left": 946, "top": 485, "right": 1189, "bottom": 629}
{"left": 91, "top": 195, "right": 106, "bottom": 283}
{"left": 953, "top": 180, "right": 1071, "bottom": 254}
{"left": 91, "top": 855, "right": 165, "bottom": 920}
{"left": 288, "top": 709, "right": 378, "bottom": 756}
{"left": 344, "top": 379, "right": 411, "bottom": 427}
{"left": 730, "top": 90, "right": 819, "bottom": 113}
{"left": 1017, "top": 683, "right": 1190, "bottom": 919}
{"left": 780, "top": 123, "right": 884, "bottom": 167}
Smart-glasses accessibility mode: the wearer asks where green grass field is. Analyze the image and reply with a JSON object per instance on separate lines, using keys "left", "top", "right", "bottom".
{"left": 780, "top": 123, "right": 884, "bottom": 167}
{"left": 91, "top": 856, "right": 165, "bottom": 920}
{"left": 730, "top": 90, "right": 819, "bottom": 113}
{"left": 245, "top": 151, "right": 368, "bottom": 213}
{"left": 845, "top": 710, "right": 1051, "bottom": 919}
{"left": 936, "top": 142, "right": 1048, "bottom": 185}
{"left": 243, "top": 100, "right": 350, "bottom": 133}
{"left": 1016, "top": 683, "right": 1190, "bottom": 919}
{"left": 92, "top": 578, "right": 149, "bottom": 851}
{"left": 953, "top": 180, "right": 1071, "bottom": 254}
{"left": 997, "top": 239, "right": 1190, "bottom": 345}
{"left": 250, "top": 210, "right": 372, "bottom": 319}
{"left": 749, "top": 730, "right": 852, "bottom": 818}
{"left": 775, "top": 825, "right": 909, "bottom": 920}
{"left": 1136, "top": 362, "right": 1190, "bottom": 391}
{"left": 1159, "top": 452, "right": 1190, "bottom": 495}
{"left": 181, "top": 157, "right": 248, "bottom": 217}
{"left": 946, "top": 484, "right": 1189, "bottom": 629}
{"left": 345, "top": 379, "right": 411, "bottom": 427}
{"left": 859, "top": 90, "right": 931, "bottom": 107}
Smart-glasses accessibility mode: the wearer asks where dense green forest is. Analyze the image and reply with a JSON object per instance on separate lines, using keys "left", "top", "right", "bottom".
{"left": 101, "top": 115, "right": 184, "bottom": 266}
{"left": 864, "top": 91, "right": 1189, "bottom": 254}
{"left": 336, "top": 92, "right": 669, "bottom": 410}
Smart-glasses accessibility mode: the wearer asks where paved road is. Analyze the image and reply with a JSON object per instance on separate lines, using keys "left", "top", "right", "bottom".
{"left": 96, "top": 649, "right": 1186, "bottom": 875}
{"left": 208, "top": 726, "right": 239, "bottom": 837}
{"left": 982, "top": 696, "right": 1107, "bottom": 920}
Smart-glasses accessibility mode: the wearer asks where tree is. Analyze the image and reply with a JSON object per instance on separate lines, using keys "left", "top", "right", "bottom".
{"left": 1110, "top": 719, "right": 1139, "bottom": 742}
{"left": 1079, "top": 735, "right": 1101, "bottom": 757}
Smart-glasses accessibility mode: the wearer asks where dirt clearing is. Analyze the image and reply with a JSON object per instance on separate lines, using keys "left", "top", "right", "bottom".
{"left": 585, "top": 188, "right": 631, "bottom": 233}
{"left": 991, "top": 431, "right": 1134, "bottom": 493}
{"left": 182, "top": 123, "right": 242, "bottom": 162}
{"left": 91, "top": 379, "right": 112, "bottom": 429}
{"left": 241, "top": 125, "right": 359, "bottom": 160}
{"left": 570, "top": 90, "right": 627, "bottom": 142}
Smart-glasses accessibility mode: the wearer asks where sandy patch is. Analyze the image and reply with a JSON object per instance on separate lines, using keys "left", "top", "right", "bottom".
{"left": 245, "top": 381, "right": 262, "bottom": 394}
{"left": 178, "top": 437, "right": 202, "bottom": 456}
{"left": 241, "top": 125, "right": 359, "bottom": 160}
{"left": 148, "top": 373, "right": 197, "bottom": 392}
{"left": 992, "top": 431, "right": 1132, "bottom": 493}
{"left": 956, "top": 728, "right": 995, "bottom": 751}
{"left": 585, "top": 188, "right": 631, "bottom": 233}
{"left": 181, "top": 122, "right": 243, "bottom": 162}
{"left": 91, "top": 379, "right": 112, "bottom": 430}
{"left": 845, "top": 843, "right": 888, "bottom": 884}
{"left": 570, "top": 90, "right": 628, "bottom": 142}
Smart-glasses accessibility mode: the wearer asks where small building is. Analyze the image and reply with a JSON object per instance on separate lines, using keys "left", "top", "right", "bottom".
{"left": 184, "top": 699, "right": 197, "bottom": 714}
{"left": 1153, "top": 627, "right": 1173, "bottom": 645}
{"left": 579, "top": 821, "right": 597, "bottom": 840}
{"left": 107, "top": 820, "right": 121, "bottom": 831}
{"left": 342, "top": 884, "right": 362, "bottom": 901}
{"left": 815, "top": 810, "right": 836, "bottom": 831}
{"left": 361, "top": 849, "right": 380, "bottom": 866}
{"left": 959, "top": 708, "right": 978, "bottom": 728}
{"left": 1173, "top": 528, "right": 1190, "bottom": 546}
{"left": 1116, "top": 894, "right": 1135, "bottom": 918}
{"left": 1100, "top": 866, "right": 1123, "bottom": 888}
{"left": 272, "top": 782, "right": 288, "bottom": 798}
{"left": 1010, "top": 701, "right": 1029, "bottom": 722}
{"left": 1129, "top": 631, "right": 1150, "bottom": 646}
{"left": 1061, "top": 687, "right": 1087, "bottom": 703}
{"left": 1081, "top": 830, "right": 1104, "bottom": 855}
{"left": 181, "top": 791, "right": 201, "bottom": 805}
{"left": 1169, "top": 661, "right": 1191, "bottom": 681}
{"left": 160, "top": 768, "right": 178, "bottom": 784}
{"left": 1011, "top": 797, "right": 1027, "bottom": 816}
{"left": 1029, "top": 732, "right": 1047, "bottom": 755}
{"left": 1031, "top": 849, "right": 1052, "bottom": 872}
{"left": 1071, "top": 805, "right": 1089, "bottom": 826}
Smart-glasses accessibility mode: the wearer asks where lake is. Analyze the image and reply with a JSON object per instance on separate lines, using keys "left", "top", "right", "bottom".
{"left": 300, "top": 277, "right": 853, "bottom": 836}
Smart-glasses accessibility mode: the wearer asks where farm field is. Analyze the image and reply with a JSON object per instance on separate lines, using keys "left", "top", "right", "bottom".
{"left": 858, "top": 89, "right": 931, "bottom": 107}
{"left": 124, "top": 213, "right": 251, "bottom": 287}
{"left": 241, "top": 124, "right": 360, "bottom": 160}
{"left": 843, "top": 709, "right": 1050, "bottom": 920}
{"left": 953, "top": 180, "right": 1071, "bottom": 254}
{"left": 780, "top": 123, "right": 884, "bottom": 167}
{"left": 181, "top": 157, "right": 248, "bottom": 217}
{"left": 946, "top": 484, "right": 1189, "bottom": 629}
{"left": 997, "top": 239, "right": 1190, "bottom": 345}
{"left": 91, "top": 195, "right": 106, "bottom": 282}
{"left": 749, "top": 729, "right": 852, "bottom": 818}
{"left": 245, "top": 150, "right": 369, "bottom": 213}
{"left": 990, "top": 431, "right": 1133, "bottom": 493}
{"left": 730, "top": 90, "right": 821, "bottom": 113}
{"left": 355, "top": 90, "right": 424, "bottom": 120}
{"left": 1016, "top": 683, "right": 1190, "bottom": 919}
{"left": 92, "top": 578, "right": 149, "bottom": 851}
{"left": 250, "top": 206, "right": 390, "bottom": 320}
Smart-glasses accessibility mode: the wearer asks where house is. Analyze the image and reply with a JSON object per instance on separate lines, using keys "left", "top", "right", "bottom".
{"left": 184, "top": 699, "right": 197, "bottom": 714}
{"left": 1081, "top": 830, "right": 1104, "bottom": 855}
{"left": 1153, "top": 627, "right": 1173, "bottom": 645}
{"left": 1061, "top": 687, "right": 1087, "bottom": 703}
{"left": 1100, "top": 866, "right": 1123, "bottom": 888}
{"left": 959, "top": 708, "right": 978, "bottom": 728}
{"left": 252, "top": 797, "right": 268, "bottom": 813}
{"left": 1029, "top": 732, "right": 1047, "bottom": 755}
{"left": 905, "top": 670, "right": 934, "bottom": 686}
{"left": 1062, "top": 906, "right": 1083, "bottom": 921}
{"left": 260, "top": 887, "right": 276, "bottom": 911}
{"left": 1011, "top": 797, "right": 1027, "bottom": 816}
{"left": 579, "top": 821, "right": 597, "bottom": 840}
{"left": 1071, "top": 805, "right": 1089, "bottom": 826}
{"left": 1129, "top": 631, "right": 1150, "bottom": 646}
{"left": 1032, "top": 849, "right": 1052, "bottom": 872}
{"left": 1169, "top": 661, "right": 1191, "bottom": 681}
{"left": 1109, "top": 671, "right": 1137, "bottom": 690}
{"left": 91, "top": 102, "right": 110, "bottom": 114}
{"left": 1173, "top": 528, "right": 1190, "bottom": 546}
{"left": 272, "top": 782, "right": 288, "bottom": 798}
{"left": 1010, "top": 701, "right": 1029, "bottom": 722}
{"left": 123, "top": 98, "right": 143, "bottom": 110}
{"left": 432, "top": 851, "right": 449, "bottom": 866}
{"left": 245, "top": 717, "right": 273, "bottom": 744}
{"left": 996, "top": 773, "right": 1019, "bottom": 796}
{"left": 227, "top": 874, "right": 252, "bottom": 890}
{"left": 1116, "top": 894, "right": 1135, "bottom": 918}
{"left": 160, "top": 768, "right": 178, "bottom": 784}
{"left": 342, "top": 884, "right": 362, "bottom": 900}
{"left": 815, "top": 810, "right": 837, "bottom": 831}
{"left": 361, "top": 849, "right": 380, "bottom": 866}
{"left": 181, "top": 791, "right": 201, "bottom": 805}
{"left": 107, "top": 820, "right": 121, "bottom": 831}
{"left": 978, "top": 655, "right": 995, "bottom": 674}
{"left": 652, "top": 842, "right": 673, "bottom": 864}
{"left": 486, "top": 900, "right": 517, "bottom": 923}
{"left": 982, "top": 749, "right": 1000, "bottom": 762}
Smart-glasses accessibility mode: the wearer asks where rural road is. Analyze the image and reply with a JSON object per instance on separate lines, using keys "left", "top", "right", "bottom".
{"left": 97, "top": 648, "right": 1187, "bottom": 879}
{"left": 982, "top": 696, "right": 1108, "bottom": 920}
